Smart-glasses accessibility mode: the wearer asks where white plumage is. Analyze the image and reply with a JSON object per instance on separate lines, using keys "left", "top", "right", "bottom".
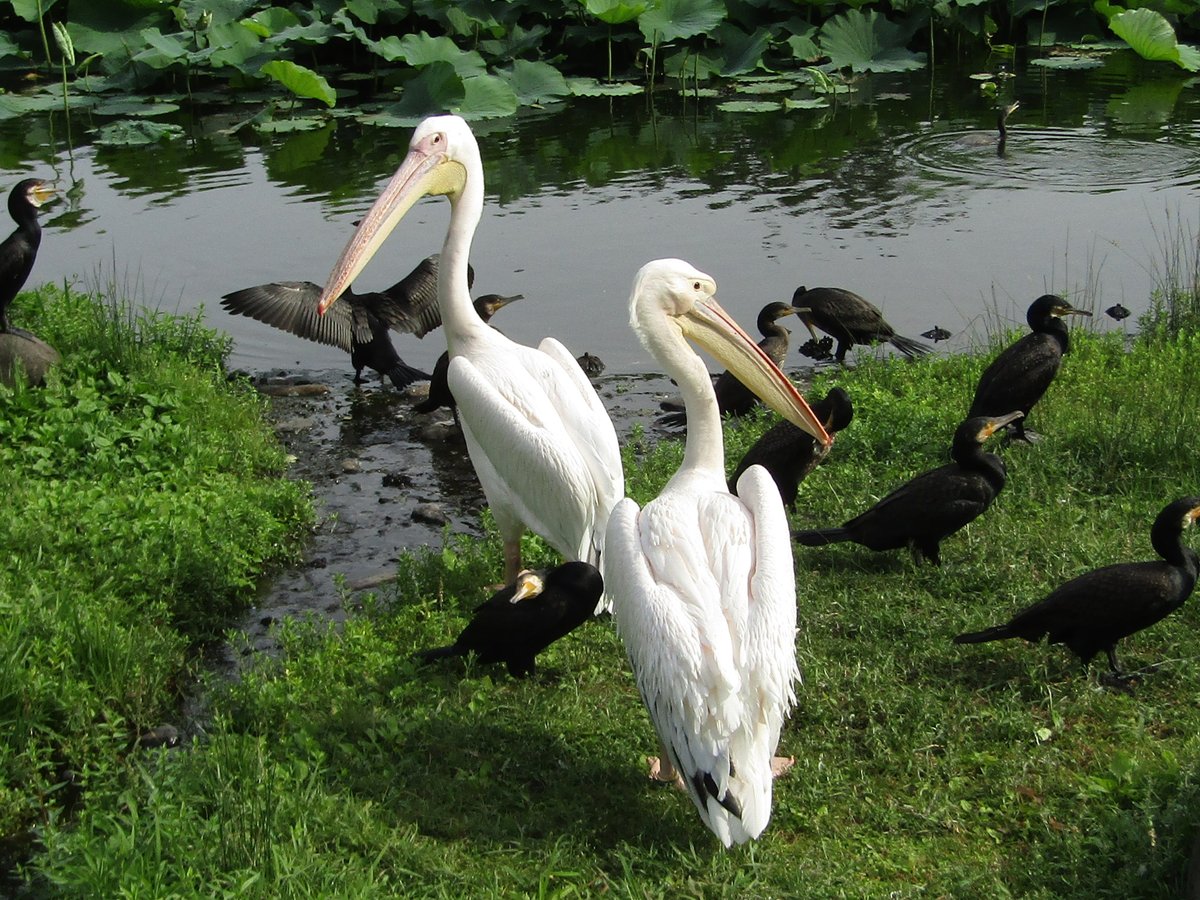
{"left": 316, "top": 116, "right": 623, "bottom": 591}
{"left": 605, "top": 259, "right": 830, "bottom": 846}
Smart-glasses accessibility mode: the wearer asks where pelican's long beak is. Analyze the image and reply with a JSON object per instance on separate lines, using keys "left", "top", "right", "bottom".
{"left": 680, "top": 298, "right": 832, "bottom": 446}
{"left": 316, "top": 139, "right": 467, "bottom": 315}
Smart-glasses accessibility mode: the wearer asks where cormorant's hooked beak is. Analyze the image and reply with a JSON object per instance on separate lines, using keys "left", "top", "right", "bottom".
{"left": 978, "top": 410, "right": 1024, "bottom": 441}
{"left": 1055, "top": 303, "right": 1092, "bottom": 319}
{"left": 29, "top": 181, "right": 56, "bottom": 208}
{"left": 1182, "top": 504, "right": 1200, "bottom": 530}
{"left": 679, "top": 298, "right": 832, "bottom": 446}
{"left": 509, "top": 569, "right": 546, "bottom": 604}
{"left": 316, "top": 134, "right": 467, "bottom": 316}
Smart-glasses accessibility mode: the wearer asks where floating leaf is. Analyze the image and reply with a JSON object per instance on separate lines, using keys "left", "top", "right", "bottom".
{"left": 783, "top": 97, "right": 830, "bottom": 109}
{"left": 819, "top": 8, "right": 927, "bottom": 73}
{"left": 95, "top": 120, "right": 184, "bottom": 146}
{"left": 499, "top": 60, "right": 571, "bottom": 105}
{"left": 1108, "top": 7, "right": 1200, "bottom": 71}
{"left": 93, "top": 97, "right": 181, "bottom": 117}
{"left": 260, "top": 60, "right": 336, "bottom": 107}
{"left": 639, "top": 0, "right": 727, "bottom": 43}
{"left": 716, "top": 99, "right": 780, "bottom": 113}
{"left": 565, "top": 77, "right": 643, "bottom": 96}
{"left": 734, "top": 80, "right": 793, "bottom": 95}
{"left": 1030, "top": 56, "right": 1104, "bottom": 69}
{"left": 252, "top": 116, "right": 329, "bottom": 134}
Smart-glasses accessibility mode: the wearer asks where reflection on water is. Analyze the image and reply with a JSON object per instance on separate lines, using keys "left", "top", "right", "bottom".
{"left": 1, "top": 53, "right": 1199, "bottom": 376}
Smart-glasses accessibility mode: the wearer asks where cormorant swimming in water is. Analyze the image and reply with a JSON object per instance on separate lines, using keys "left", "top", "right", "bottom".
{"left": 954, "top": 496, "right": 1200, "bottom": 679}
{"left": 728, "top": 386, "right": 854, "bottom": 510}
{"left": 413, "top": 292, "right": 523, "bottom": 417}
{"left": 416, "top": 561, "right": 604, "bottom": 678}
{"left": 794, "top": 411, "right": 1022, "bottom": 565}
{"left": 968, "top": 294, "right": 1091, "bottom": 442}
{"left": 220, "top": 255, "right": 474, "bottom": 389}
{"left": 791, "top": 286, "right": 931, "bottom": 364}
{"left": 0, "top": 178, "right": 55, "bottom": 333}
{"left": 658, "top": 301, "right": 805, "bottom": 427}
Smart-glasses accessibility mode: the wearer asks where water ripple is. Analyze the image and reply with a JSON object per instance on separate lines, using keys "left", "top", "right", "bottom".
{"left": 894, "top": 126, "right": 1200, "bottom": 193}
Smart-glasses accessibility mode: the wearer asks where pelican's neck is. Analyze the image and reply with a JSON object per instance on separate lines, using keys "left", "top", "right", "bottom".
{"left": 440, "top": 161, "right": 487, "bottom": 353}
{"left": 649, "top": 323, "right": 726, "bottom": 477}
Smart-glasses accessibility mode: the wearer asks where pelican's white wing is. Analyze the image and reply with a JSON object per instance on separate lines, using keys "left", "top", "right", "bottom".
{"left": 607, "top": 480, "right": 780, "bottom": 848}
{"left": 733, "top": 464, "right": 802, "bottom": 817}
{"left": 450, "top": 340, "right": 622, "bottom": 566}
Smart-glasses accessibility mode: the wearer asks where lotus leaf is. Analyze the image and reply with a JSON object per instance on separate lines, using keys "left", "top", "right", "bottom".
{"left": 783, "top": 97, "right": 831, "bottom": 109}
{"left": 1108, "top": 8, "right": 1200, "bottom": 71}
{"left": 639, "top": 0, "right": 728, "bottom": 43}
{"left": 587, "top": 0, "right": 648, "bottom": 25}
{"left": 456, "top": 74, "right": 520, "bottom": 120}
{"left": 94, "top": 98, "right": 181, "bottom": 117}
{"left": 819, "top": 8, "right": 927, "bottom": 73}
{"left": 1030, "top": 56, "right": 1104, "bottom": 69}
{"left": 565, "top": 78, "right": 644, "bottom": 96}
{"left": 242, "top": 8, "right": 301, "bottom": 38}
{"left": 260, "top": 60, "right": 337, "bottom": 107}
{"left": 390, "top": 62, "right": 466, "bottom": 118}
{"left": 717, "top": 24, "right": 772, "bottom": 76}
{"left": 500, "top": 61, "right": 571, "bottom": 105}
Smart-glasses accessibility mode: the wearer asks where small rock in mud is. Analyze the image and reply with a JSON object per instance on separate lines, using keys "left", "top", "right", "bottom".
{"left": 274, "top": 416, "right": 317, "bottom": 434}
{"left": 418, "top": 422, "right": 464, "bottom": 443}
{"left": 341, "top": 458, "right": 361, "bottom": 474}
{"left": 412, "top": 503, "right": 450, "bottom": 526}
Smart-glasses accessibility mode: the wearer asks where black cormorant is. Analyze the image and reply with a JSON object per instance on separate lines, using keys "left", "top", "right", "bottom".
{"left": 416, "top": 561, "right": 604, "bottom": 678}
{"left": 795, "top": 411, "right": 1022, "bottom": 565}
{"left": 413, "top": 292, "right": 523, "bottom": 416}
{"left": 658, "top": 301, "right": 804, "bottom": 427}
{"left": 791, "top": 286, "right": 931, "bottom": 364}
{"left": 968, "top": 294, "right": 1091, "bottom": 442}
{"left": 0, "top": 178, "right": 55, "bottom": 333}
{"left": 220, "top": 255, "right": 474, "bottom": 389}
{"left": 728, "top": 386, "right": 854, "bottom": 510}
{"left": 954, "top": 497, "right": 1200, "bottom": 678}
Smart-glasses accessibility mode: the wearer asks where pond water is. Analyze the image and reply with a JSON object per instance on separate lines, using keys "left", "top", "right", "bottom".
{"left": 2, "top": 51, "right": 1199, "bottom": 381}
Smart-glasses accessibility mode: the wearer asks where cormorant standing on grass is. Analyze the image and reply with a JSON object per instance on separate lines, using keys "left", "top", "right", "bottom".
{"left": 791, "top": 286, "right": 931, "bottom": 364}
{"left": 968, "top": 294, "right": 1091, "bottom": 442}
{"left": 728, "top": 386, "right": 854, "bottom": 510}
{"left": 417, "top": 562, "right": 604, "bottom": 678}
{"left": 794, "top": 411, "right": 1022, "bottom": 566}
{"left": 954, "top": 497, "right": 1200, "bottom": 679}
{"left": 0, "top": 178, "right": 55, "bottom": 332}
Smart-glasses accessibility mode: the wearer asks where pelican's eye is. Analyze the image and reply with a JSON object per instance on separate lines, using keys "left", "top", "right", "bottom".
{"left": 693, "top": 281, "right": 701, "bottom": 291}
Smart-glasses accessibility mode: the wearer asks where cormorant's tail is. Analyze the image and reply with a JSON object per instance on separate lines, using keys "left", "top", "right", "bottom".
{"left": 416, "top": 644, "right": 460, "bottom": 665}
{"left": 952, "top": 624, "right": 1015, "bottom": 645}
{"left": 889, "top": 334, "right": 933, "bottom": 358}
{"left": 794, "top": 527, "right": 851, "bottom": 547}
{"left": 387, "top": 362, "right": 431, "bottom": 390}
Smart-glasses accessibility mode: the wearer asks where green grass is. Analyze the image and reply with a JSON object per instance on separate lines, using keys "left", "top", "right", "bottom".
{"left": 13, "top": 315, "right": 1200, "bottom": 897}
{"left": 0, "top": 285, "right": 312, "bottom": 879}
{"left": 16, "top": 321, "right": 1200, "bottom": 897}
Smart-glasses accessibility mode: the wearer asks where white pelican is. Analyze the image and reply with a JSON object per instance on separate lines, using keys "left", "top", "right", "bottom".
{"left": 605, "top": 259, "right": 832, "bottom": 847}
{"left": 315, "top": 116, "right": 624, "bottom": 590}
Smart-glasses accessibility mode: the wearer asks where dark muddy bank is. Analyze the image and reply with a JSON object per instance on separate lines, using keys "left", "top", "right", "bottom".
{"left": 232, "top": 368, "right": 682, "bottom": 657}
